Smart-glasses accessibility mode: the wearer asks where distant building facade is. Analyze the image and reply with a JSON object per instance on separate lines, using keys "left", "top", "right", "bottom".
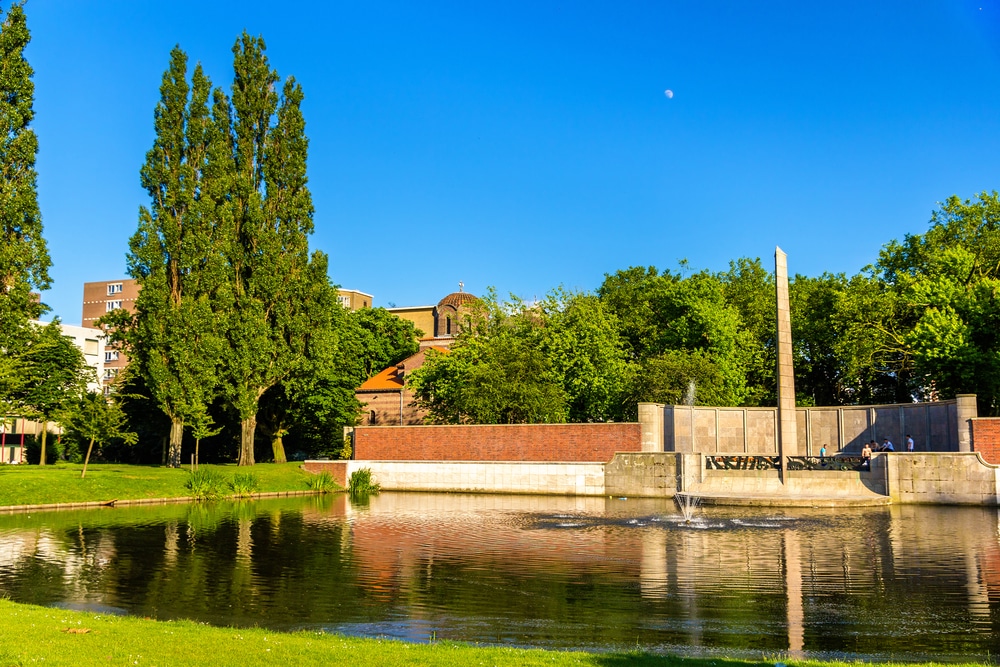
{"left": 81, "top": 279, "right": 138, "bottom": 389}
{"left": 358, "top": 288, "right": 480, "bottom": 426}
{"left": 4, "top": 322, "right": 106, "bottom": 463}
{"left": 337, "top": 289, "right": 373, "bottom": 311}
{"left": 387, "top": 288, "right": 479, "bottom": 350}
{"left": 48, "top": 322, "right": 106, "bottom": 393}
{"left": 356, "top": 347, "right": 448, "bottom": 426}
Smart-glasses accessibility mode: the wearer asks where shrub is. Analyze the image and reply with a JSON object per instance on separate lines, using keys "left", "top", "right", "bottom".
{"left": 348, "top": 468, "right": 380, "bottom": 496}
{"left": 229, "top": 472, "right": 260, "bottom": 498}
{"left": 186, "top": 469, "right": 226, "bottom": 500}
{"left": 307, "top": 471, "right": 338, "bottom": 493}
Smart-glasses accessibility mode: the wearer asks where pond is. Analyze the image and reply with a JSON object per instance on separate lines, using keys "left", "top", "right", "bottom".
{"left": 0, "top": 492, "right": 998, "bottom": 662}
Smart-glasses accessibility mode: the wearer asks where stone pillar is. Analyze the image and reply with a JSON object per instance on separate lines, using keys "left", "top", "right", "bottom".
{"left": 638, "top": 403, "right": 665, "bottom": 452}
{"left": 775, "top": 248, "right": 799, "bottom": 474}
{"left": 956, "top": 394, "right": 978, "bottom": 453}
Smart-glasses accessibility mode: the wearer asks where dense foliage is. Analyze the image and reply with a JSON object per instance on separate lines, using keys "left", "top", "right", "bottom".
{"left": 411, "top": 192, "right": 1000, "bottom": 422}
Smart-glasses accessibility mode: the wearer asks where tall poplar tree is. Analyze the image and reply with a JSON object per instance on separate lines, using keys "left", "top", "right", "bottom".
{"left": 119, "top": 47, "right": 227, "bottom": 467}
{"left": 218, "top": 33, "right": 331, "bottom": 465}
{"left": 0, "top": 3, "right": 48, "bottom": 413}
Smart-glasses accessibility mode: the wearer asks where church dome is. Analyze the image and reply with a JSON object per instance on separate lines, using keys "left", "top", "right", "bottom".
{"left": 437, "top": 291, "right": 478, "bottom": 309}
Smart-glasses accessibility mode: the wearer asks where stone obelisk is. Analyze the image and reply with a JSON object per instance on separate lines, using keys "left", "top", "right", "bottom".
{"left": 775, "top": 247, "right": 797, "bottom": 480}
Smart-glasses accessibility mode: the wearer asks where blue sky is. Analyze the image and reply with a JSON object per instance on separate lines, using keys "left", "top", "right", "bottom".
{"left": 25, "top": 1, "right": 1000, "bottom": 324}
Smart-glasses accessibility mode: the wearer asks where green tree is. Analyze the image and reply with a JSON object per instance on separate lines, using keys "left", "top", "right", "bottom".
{"left": 0, "top": 4, "right": 48, "bottom": 418}
{"left": 0, "top": 3, "right": 46, "bottom": 330}
{"left": 349, "top": 307, "right": 421, "bottom": 379}
{"left": 409, "top": 293, "right": 568, "bottom": 424}
{"left": 535, "top": 291, "right": 632, "bottom": 422}
{"left": 875, "top": 192, "right": 1000, "bottom": 412}
{"left": 790, "top": 273, "right": 851, "bottom": 406}
{"left": 21, "top": 320, "right": 93, "bottom": 465}
{"left": 597, "top": 266, "right": 675, "bottom": 360}
{"left": 718, "top": 258, "right": 775, "bottom": 405}
{"left": 600, "top": 264, "right": 762, "bottom": 409}
{"left": 116, "top": 47, "right": 227, "bottom": 468}
{"left": 61, "top": 392, "right": 137, "bottom": 479}
{"left": 216, "top": 33, "right": 330, "bottom": 465}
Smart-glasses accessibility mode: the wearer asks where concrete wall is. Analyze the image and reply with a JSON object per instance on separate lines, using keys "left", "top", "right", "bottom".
{"left": 658, "top": 400, "right": 966, "bottom": 455}
{"left": 340, "top": 459, "right": 607, "bottom": 495}
{"left": 971, "top": 417, "right": 1000, "bottom": 464}
{"left": 605, "top": 453, "right": 680, "bottom": 497}
{"left": 303, "top": 451, "right": 1000, "bottom": 505}
{"left": 353, "top": 422, "right": 641, "bottom": 462}
{"left": 884, "top": 453, "right": 999, "bottom": 505}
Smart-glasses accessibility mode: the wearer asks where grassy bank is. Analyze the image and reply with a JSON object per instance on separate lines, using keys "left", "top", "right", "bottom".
{"left": 0, "top": 600, "right": 984, "bottom": 667}
{"left": 0, "top": 462, "right": 321, "bottom": 507}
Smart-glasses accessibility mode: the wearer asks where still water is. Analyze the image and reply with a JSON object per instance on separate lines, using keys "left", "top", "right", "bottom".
{"left": 1, "top": 492, "right": 998, "bottom": 662}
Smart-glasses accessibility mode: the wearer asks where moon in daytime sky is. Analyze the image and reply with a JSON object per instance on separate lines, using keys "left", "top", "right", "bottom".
{"left": 664, "top": 89, "right": 673, "bottom": 99}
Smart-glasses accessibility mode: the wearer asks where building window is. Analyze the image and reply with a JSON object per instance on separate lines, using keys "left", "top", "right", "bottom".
{"left": 369, "top": 410, "right": 377, "bottom": 425}
{"left": 84, "top": 339, "right": 99, "bottom": 356}
{"left": 446, "top": 316, "right": 452, "bottom": 335}
{"left": 338, "top": 295, "right": 351, "bottom": 308}
{"left": 105, "top": 350, "right": 119, "bottom": 362}
{"left": 103, "top": 368, "right": 119, "bottom": 380}
{"left": 106, "top": 300, "right": 122, "bottom": 311}
{"left": 107, "top": 283, "right": 123, "bottom": 295}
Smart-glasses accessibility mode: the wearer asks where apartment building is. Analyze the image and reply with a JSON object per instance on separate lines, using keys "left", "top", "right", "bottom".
{"left": 337, "top": 289, "right": 373, "bottom": 310}
{"left": 82, "top": 279, "right": 138, "bottom": 388}
{"left": 81, "top": 280, "right": 372, "bottom": 388}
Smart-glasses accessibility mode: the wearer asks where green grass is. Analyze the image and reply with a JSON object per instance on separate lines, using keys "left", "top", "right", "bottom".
{"left": 0, "top": 462, "right": 318, "bottom": 507}
{"left": 348, "top": 467, "right": 380, "bottom": 496}
{"left": 306, "top": 470, "right": 338, "bottom": 492}
{"left": 1, "top": 600, "right": 985, "bottom": 667}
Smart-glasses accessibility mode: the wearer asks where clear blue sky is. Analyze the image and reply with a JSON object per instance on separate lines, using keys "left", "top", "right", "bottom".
{"left": 25, "top": 0, "right": 1000, "bottom": 325}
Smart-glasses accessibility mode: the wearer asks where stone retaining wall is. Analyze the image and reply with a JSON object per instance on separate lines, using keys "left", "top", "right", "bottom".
{"left": 652, "top": 397, "right": 974, "bottom": 456}
{"left": 883, "top": 452, "right": 999, "bottom": 505}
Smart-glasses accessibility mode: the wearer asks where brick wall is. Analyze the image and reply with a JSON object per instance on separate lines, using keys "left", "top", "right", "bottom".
{"left": 353, "top": 423, "right": 642, "bottom": 462}
{"left": 972, "top": 418, "right": 1000, "bottom": 464}
{"left": 302, "top": 460, "right": 349, "bottom": 487}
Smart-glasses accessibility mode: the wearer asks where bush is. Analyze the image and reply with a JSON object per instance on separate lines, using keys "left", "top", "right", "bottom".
{"left": 348, "top": 468, "right": 380, "bottom": 496}
{"left": 229, "top": 472, "right": 260, "bottom": 498}
{"left": 307, "top": 471, "right": 338, "bottom": 493}
{"left": 186, "top": 469, "right": 226, "bottom": 500}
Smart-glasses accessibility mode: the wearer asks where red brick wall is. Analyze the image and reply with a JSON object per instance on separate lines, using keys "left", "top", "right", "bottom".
{"left": 353, "top": 423, "right": 642, "bottom": 462}
{"left": 972, "top": 418, "right": 1000, "bottom": 464}
{"left": 302, "top": 461, "right": 349, "bottom": 487}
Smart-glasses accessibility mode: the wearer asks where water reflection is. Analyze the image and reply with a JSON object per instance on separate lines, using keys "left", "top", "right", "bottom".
{"left": 0, "top": 494, "right": 998, "bottom": 662}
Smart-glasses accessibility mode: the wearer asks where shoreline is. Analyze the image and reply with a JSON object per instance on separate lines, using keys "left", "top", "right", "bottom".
{"left": 0, "top": 488, "right": 323, "bottom": 514}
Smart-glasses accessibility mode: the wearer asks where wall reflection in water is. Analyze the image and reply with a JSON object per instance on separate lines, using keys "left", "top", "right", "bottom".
{"left": 0, "top": 494, "right": 998, "bottom": 661}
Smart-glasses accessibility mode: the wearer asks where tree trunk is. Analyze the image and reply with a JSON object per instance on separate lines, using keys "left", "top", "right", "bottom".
{"left": 272, "top": 432, "right": 286, "bottom": 464}
{"left": 161, "top": 435, "right": 167, "bottom": 465}
{"left": 168, "top": 416, "right": 184, "bottom": 468}
{"left": 239, "top": 415, "right": 256, "bottom": 466}
{"left": 195, "top": 438, "right": 200, "bottom": 470}
{"left": 81, "top": 437, "right": 95, "bottom": 479}
{"left": 38, "top": 421, "right": 48, "bottom": 466}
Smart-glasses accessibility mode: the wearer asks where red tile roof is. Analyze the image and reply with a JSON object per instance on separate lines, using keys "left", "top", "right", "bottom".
{"left": 356, "top": 347, "right": 450, "bottom": 392}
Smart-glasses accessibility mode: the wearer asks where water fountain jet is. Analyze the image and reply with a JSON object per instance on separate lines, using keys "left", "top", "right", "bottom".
{"left": 675, "top": 493, "right": 701, "bottom": 524}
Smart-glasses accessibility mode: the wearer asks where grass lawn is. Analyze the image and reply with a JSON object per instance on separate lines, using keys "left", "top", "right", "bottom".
{"left": 0, "top": 461, "right": 321, "bottom": 507}
{"left": 1, "top": 600, "right": 985, "bottom": 667}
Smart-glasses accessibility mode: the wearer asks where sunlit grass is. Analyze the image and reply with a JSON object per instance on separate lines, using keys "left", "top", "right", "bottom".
{"left": 1, "top": 599, "right": 987, "bottom": 667}
{"left": 0, "top": 461, "right": 317, "bottom": 507}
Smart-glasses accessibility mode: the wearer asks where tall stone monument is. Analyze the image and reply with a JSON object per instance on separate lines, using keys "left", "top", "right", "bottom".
{"left": 775, "top": 247, "right": 798, "bottom": 476}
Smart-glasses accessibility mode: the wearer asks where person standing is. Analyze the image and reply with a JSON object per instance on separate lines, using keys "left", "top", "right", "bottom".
{"left": 906, "top": 434, "right": 914, "bottom": 452}
{"left": 861, "top": 442, "right": 872, "bottom": 468}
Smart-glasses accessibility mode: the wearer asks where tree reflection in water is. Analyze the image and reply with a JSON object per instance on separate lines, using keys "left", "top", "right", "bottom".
{"left": 0, "top": 494, "right": 998, "bottom": 662}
